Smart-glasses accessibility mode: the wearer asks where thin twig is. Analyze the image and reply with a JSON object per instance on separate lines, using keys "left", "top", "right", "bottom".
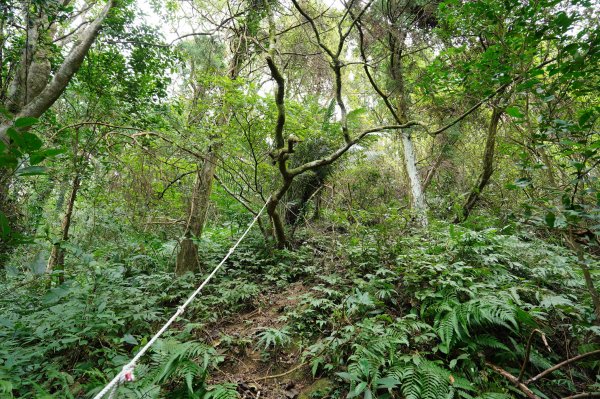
{"left": 526, "top": 349, "right": 600, "bottom": 384}
{"left": 561, "top": 393, "right": 600, "bottom": 399}
{"left": 254, "top": 362, "right": 307, "bottom": 381}
{"left": 518, "top": 329, "right": 551, "bottom": 382}
{"left": 486, "top": 362, "right": 541, "bottom": 399}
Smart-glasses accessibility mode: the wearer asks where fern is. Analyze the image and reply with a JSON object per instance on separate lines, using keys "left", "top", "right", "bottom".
{"left": 399, "top": 365, "right": 421, "bottom": 399}
{"left": 146, "top": 339, "right": 221, "bottom": 395}
{"left": 434, "top": 295, "right": 519, "bottom": 353}
{"left": 205, "top": 383, "right": 239, "bottom": 399}
{"left": 386, "top": 358, "right": 455, "bottom": 399}
{"left": 420, "top": 361, "right": 450, "bottom": 399}
{"left": 475, "top": 393, "right": 513, "bottom": 399}
{"left": 256, "top": 327, "right": 291, "bottom": 349}
{"left": 469, "top": 334, "right": 511, "bottom": 352}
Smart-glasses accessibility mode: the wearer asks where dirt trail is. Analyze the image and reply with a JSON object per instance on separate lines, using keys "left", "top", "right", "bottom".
{"left": 205, "top": 282, "right": 313, "bottom": 398}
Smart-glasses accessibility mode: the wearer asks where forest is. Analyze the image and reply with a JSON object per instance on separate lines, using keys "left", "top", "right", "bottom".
{"left": 0, "top": 0, "right": 599, "bottom": 398}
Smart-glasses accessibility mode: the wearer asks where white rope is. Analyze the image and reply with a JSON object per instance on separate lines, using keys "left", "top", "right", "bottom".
{"left": 93, "top": 198, "right": 270, "bottom": 399}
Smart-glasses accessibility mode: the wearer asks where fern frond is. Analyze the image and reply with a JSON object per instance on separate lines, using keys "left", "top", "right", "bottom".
{"left": 205, "top": 383, "right": 239, "bottom": 399}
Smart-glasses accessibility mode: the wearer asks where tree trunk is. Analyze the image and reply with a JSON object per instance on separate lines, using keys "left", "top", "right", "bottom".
{"left": 265, "top": 165, "right": 294, "bottom": 249}
{"left": 175, "top": 147, "right": 219, "bottom": 275}
{"left": 0, "top": 0, "right": 115, "bottom": 144}
{"left": 47, "top": 174, "right": 80, "bottom": 283}
{"left": 174, "top": 39, "right": 245, "bottom": 274}
{"left": 269, "top": 206, "right": 288, "bottom": 249}
{"left": 457, "top": 107, "right": 502, "bottom": 222}
{"left": 312, "top": 187, "right": 322, "bottom": 220}
{"left": 0, "top": 177, "right": 13, "bottom": 262}
{"left": 0, "top": 1, "right": 115, "bottom": 255}
{"left": 400, "top": 130, "right": 428, "bottom": 226}
{"left": 539, "top": 148, "right": 559, "bottom": 189}
{"left": 387, "top": 31, "right": 429, "bottom": 227}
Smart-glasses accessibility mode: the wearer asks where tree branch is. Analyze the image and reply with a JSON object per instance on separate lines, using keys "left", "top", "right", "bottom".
{"left": 428, "top": 57, "right": 557, "bottom": 136}
{"left": 214, "top": 174, "right": 258, "bottom": 216}
{"left": 266, "top": 56, "right": 286, "bottom": 150}
{"left": 288, "top": 122, "right": 422, "bottom": 176}
{"left": 156, "top": 170, "right": 197, "bottom": 200}
{"left": 518, "top": 329, "right": 551, "bottom": 382}
{"left": 526, "top": 349, "right": 600, "bottom": 384}
{"left": 16, "top": 0, "right": 116, "bottom": 119}
{"left": 290, "top": 0, "right": 336, "bottom": 59}
{"left": 485, "top": 362, "right": 541, "bottom": 399}
{"left": 53, "top": 121, "right": 204, "bottom": 159}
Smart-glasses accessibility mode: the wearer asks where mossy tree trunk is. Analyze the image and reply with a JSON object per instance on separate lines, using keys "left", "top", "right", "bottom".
{"left": 175, "top": 34, "right": 245, "bottom": 274}
{"left": 457, "top": 106, "right": 503, "bottom": 222}
{"left": 175, "top": 148, "right": 220, "bottom": 274}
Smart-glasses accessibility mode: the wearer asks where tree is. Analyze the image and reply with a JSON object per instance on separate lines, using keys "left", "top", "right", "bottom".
{"left": 262, "top": 0, "right": 422, "bottom": 247}
{"left": 174, "top": 3, "right": 264, "bottom": 274}
{"left": 0, "top": 0, "right": 116, "bottom": 139}
{"left": 0, "top": 0, "right": 117, "bottom": 249}
{"left": 353, "top": 0, "right": 434, "bottom": 226}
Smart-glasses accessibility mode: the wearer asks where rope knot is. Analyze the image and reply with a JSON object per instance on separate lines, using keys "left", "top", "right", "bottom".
{"left": 121, "top": 364, "right": 135, "bottom": 383}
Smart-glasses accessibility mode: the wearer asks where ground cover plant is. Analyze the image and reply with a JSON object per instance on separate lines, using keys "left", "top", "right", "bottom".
{"left": 0, "top": 0, "right": 599, "bottom": 398}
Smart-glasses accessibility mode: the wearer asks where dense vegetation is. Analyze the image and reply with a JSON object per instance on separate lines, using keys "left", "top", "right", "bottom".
{"left": 0, "top": 0, "right": 599, "bottom": 398}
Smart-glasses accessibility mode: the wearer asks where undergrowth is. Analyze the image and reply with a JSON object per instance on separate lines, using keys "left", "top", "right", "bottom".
{"left": 0, "top": 221, "right": 599, "bottom": 398}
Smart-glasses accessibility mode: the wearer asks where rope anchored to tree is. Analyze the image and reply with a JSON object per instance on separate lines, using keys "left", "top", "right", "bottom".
{"left": 93, "top": 198, "right": 270, "bottom": 399}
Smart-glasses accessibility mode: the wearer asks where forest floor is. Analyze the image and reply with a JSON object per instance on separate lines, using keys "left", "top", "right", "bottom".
{"left": 205, "top": 282, "right": 321, "bottom": 399}
{"left": 2, "top": 223, "right": 598, "bottom": 398}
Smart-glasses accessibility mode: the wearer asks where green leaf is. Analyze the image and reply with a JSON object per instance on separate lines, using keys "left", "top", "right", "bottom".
{"left": 30, "top": 148, "right": 65, "bottom": 165}
{"left": 42, "top": 284, "right": 72, "bottom": 304}
{"left": 4, "top": 128, "right": 42, "bottom": 158}
{"left": 0, "top": 211, "right": 10, "bottom": 239}
{"left": 14, "top": 117, "right": 39, "bottom": 128}
{"left": 7, "top": 128, "right": 24, "bottom": 148}
{"left": 506, "top": 106, "right": 524, "bottom": 118}
{"left": 0, "top": 106, "right": 12, "bottom": 119}
{"left": 578, "top": 110, "right": 593, "bottom": 126}
{"left": 16, "top": 166, "right": 47, "bottom": 176}
{"left": 122, "top": 334, "right": 139, "bottom": 345}
{"left": 21, "top": 132, "right": 43, "bottom": 151}
{"left": 539, "top": 295, "right": 575, "bottom": 308}
{"left": 554, "top": 12, "right": 572, "bottom": 29}
{"left": 0, "top": 153, "right": 18, "bottom": 169}
{"left": 0, "top": 380, "right": 14, "bottom": 394}
{"left": 514, "top": 177, "right": 531, "bottom": 188}
{"left": 545, "top": 212, "right": 556, "bottom": 228}
{"left": 347, "top": 107, "right": 367, "bottom": 120}
{"left": 378, "top": 377, "right": 401, "bottom": 389}
{"left": 352, "top": 381, "right": 367, "bottom": 397}
{"left": 562, "top": 42, "right": 580, "bottom": 56}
